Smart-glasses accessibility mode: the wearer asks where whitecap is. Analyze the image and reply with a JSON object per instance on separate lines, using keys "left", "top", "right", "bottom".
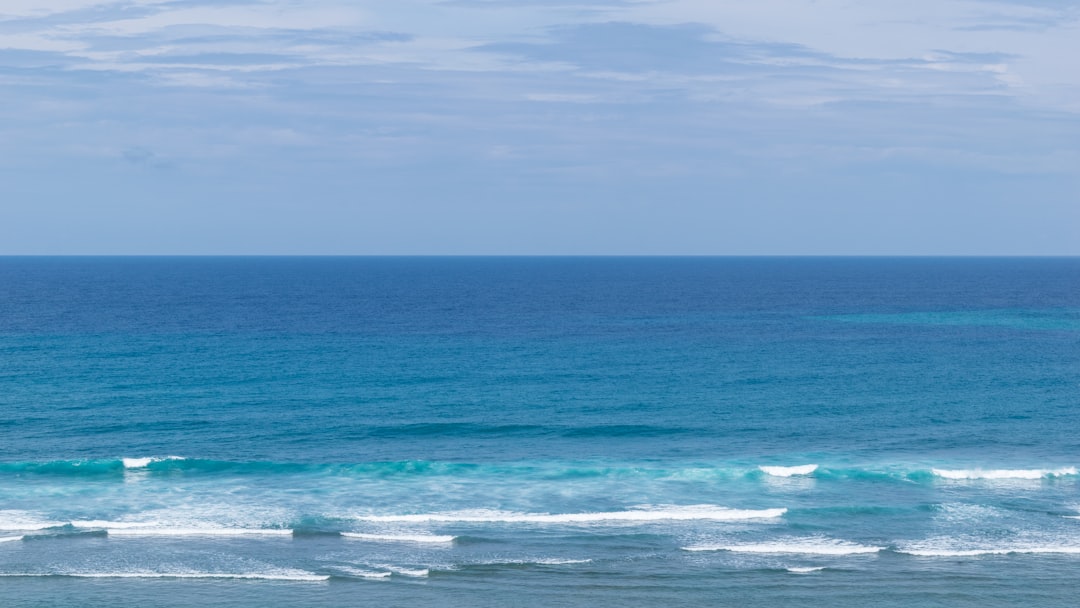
{"left": 336, "top": 566, "right": 392, "bottom": 579}
{"left": 684, "top": 537, "right": 882, "bottom": 555}
{"left": 342, "top": 532, "right": 455, "bottom": 544}
{"left": 106, "top": 527, "right": 293, "bottom": 537}
{"left": 353, "top": 506, "right": 786, "bottom": 524}
{"left": 3, "top": 570, "right": 327, "bottom": 581}
{"left": 931, "top": 467, "right": 1077, "bottom": 480}
{"left": 0, "top": 511, "right": 64, "bottom": 531}
{"left": 121, "top": 456, "right": 185, "bottom": 469}
{"left": 70, "top": 520, "right": 159, "bottom": 530}
{"left": 898, "top": 546, "right": 1080, "bottom": 557}
{"left": 511, "top": 558, "right": 591, "bottom": 565}
{"left": 0, "top": 536, "right": 23, "bottom": 543}
{"left": 382, "top": 566, "right": 430, "bottom": 577}
{"left": 787, "top": 566, "right": 826, "bottom": 573}
{"left": 474, "top": 558, "right": 592, "bottom": 566}
{"left": 759, "top": 464, "right": 818, "bottom": 477}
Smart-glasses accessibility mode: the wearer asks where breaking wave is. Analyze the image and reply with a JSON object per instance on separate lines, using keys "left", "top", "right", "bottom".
{"left": 341, "top": 532, "right": 455, "bottom": 544}
{"left": 352, "top": 506, "right": 786, "bottom": 524}
{"left": 759, "top": 464, "right": 818, "bottom": 477}
{"left": 685, "top": 537, "right": 882, "bottom": 555}
{"left": 931, "top": 468, "right": 1078, "bottom": 480}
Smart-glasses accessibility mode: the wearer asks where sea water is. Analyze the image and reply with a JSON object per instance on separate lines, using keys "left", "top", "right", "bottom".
{"left": 0, "top": 257, "right": 1078, "bottom": 607}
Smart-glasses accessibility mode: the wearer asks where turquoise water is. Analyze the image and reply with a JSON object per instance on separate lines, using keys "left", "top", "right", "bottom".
{"left": 1, "top": 257, "right": 1078, "bottom": 606}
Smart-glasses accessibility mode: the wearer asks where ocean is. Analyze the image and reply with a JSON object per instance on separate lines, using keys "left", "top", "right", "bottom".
{"left": 1, "top": 256, "right": 1078, "bottom": 606}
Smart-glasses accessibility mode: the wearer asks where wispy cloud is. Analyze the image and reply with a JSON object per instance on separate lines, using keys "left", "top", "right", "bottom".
{"left": 0, "top": 0, "right": 1077, "bottom": 254}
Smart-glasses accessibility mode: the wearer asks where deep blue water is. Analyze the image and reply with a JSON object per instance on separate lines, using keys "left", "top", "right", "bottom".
{"left": 1, "top": 257, "right": 1078, "bottom": 606}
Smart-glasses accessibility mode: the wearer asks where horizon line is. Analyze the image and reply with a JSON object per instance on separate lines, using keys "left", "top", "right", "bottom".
{"left": 1, "top": 254, "right": 1078, "bottom": 259}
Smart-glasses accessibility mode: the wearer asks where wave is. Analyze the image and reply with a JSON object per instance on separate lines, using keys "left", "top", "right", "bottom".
{"left": 931, "top": 468, "right": 1078, "bottom": 480}
{"left": 378, "top": 565, "right": 430, "bottom": 577}
{"left": 787, "top": 567, "right": 826, "bottom": 573}
{"left": 453, "top": 557, "right": 593, "bottom": 572}
{"left": 2, "top": 513, "right": 295, "bottom": 537}
{"left": 0, "top": 511, "right": 64, "bottom": 531}
{"left": 4, "top": 458, "right": 1079, "bottom": 486}
{"left": 335, "top": 566, "right": 393, "bottom": 579}
{"left": 0, "top": 536, "right": 23, "bottom": 543}
{"left": 352, "top": 506, "right": 786, "bottom": 524}
{"left": 685, "top": 537, "right": 882, "bottom": 555}
{"left": 106, "top": 527, "right": 293, "bottom": 537}
{"left": 0, "top": 570, "right": 328, "bottom": 581}
{"left": 122, "top": 456, "right": 186, "bottom": 469}
{"left": 472, "top": 558, "right": 592, "bottom": 566}
{"left": 897, "top": 546, "right": 1080, "bottom": 557}
{"left": 341, "top": 532, "right": 455, "bottom": 544}
{"left": 0, "top": 458, "right": 317, "bottom": 477}
{"left": 759, "top": 464, "right": 818, "bottom": 477}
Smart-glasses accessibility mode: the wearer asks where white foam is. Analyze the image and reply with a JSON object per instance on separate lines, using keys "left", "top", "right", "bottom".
{"left": 353, "top": 506, "right": 786, "bottom": 524}
{"left": 932, "top": 467, "right": 1077, "bottom": 480}
{"left": 383, "top": 566, "right": 430, "bottom": 577}
{"left": 898, "top": 546, "right": 1080, "bottom": 557}
{"left": 121, "top": 456, "right": 185, "bottom": 469}
{"left": 475, "top": 558, "right": 592, "bottom": 566}
{"left": 71, "top": 520, "right": 159, "bottom": 530}
{"left": 685, "top": 537, "right": 882, "bottom": 555}
{"left": 342, "top": 532, "right": 455, "bottom": 544}
{"left": 787, "top": 567, "right": 826, "bottom": 573}
{"left": 337, "top": 566, "right": 392, "bottom": 579}
{"left": 0, "top": 536, "right": 23, "bottom": 543}
{"left": 0, "top": 570, "right": 327, "bottom": 581}
{"left": 106, "top": 527, "right": 293, "bottom": 537}
{"left": 1065, "top": 516, "right": 1080, "bottom": 520}
{"left": 759, "top": 464, "right": 818, "bottom": 477}
{"left": 0, "top": 511, "right": 64, "bottom": 531}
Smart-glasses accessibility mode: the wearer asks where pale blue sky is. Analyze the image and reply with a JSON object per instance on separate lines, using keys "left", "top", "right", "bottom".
{"left": 2, "top": 0, "right": 1077, "bottom": 254}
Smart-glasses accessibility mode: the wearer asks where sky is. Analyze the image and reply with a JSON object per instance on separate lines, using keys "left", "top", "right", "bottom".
{"left": 1, "top": 0, "right": 1077, "bottom": 255}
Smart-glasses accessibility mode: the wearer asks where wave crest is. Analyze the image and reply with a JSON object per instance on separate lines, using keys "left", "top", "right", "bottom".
{"left": 685, "top": 537, "right": 882, "bottom": 555}
{"left": 759, "top": 464, "right": 818, "bottom": 477}
{"left": 898, "top": 546, "right": 1080, "bottom": 557}
{"left": 122, "top": 456, "right": 186, "bottom": 469}
{"left": 341, "top": 532, "right": 454, "bottom": 544}
{"left": 931, "top": 467, "right": 1077, "bottom": 480}
{"left": 352, "top": 506, "right": 786, "bottom": 524}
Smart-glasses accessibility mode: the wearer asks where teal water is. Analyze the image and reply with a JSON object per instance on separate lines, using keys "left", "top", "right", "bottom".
{"left": 1, "top": 257, "right": 1078, "bottom": 606}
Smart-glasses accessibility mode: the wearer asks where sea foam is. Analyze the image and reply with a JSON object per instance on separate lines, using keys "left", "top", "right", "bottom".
{"left": 475, "top": 558, "right": 592, "bottom": 566}
{"left": 0, "top": 511, "right": 64, "bottom": 531}
{"left": 685, "top": 537, "right": 882, "bottom": 555}
{"left": 931, "top": 467, "right": 1077, "bottom": 480}
{"left": 121, "top": 456, "right": 181, "bottom": 469}
{"left": 0, "top": 569, "right": 327, "bottom": 581}
{"left": 106, "top": 527, "right": 293, "bottom": 537}
{"left": 70, "top": 571, "right": 326, "bottom": 581}
{"left": 759, "top": 464, "right": 818, "bottom": 477}
{"left": 352, "top": 506, "right": 786, "bottom": 524}
{"left": 341, "top": 532, "right": 455, "bottom": 544}
{"left": 378, "top": 565, "right": 431, "bottom": 577}
{"left": 336, "top": 566, "right": 393, "bottom": 579}
{"left": 897, "top": 546, "right": 1080, "bottom": 557}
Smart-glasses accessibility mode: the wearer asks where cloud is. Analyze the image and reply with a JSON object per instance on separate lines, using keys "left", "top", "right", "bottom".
{"left": 1, "top": 0, "right": 1078, "bottom": 254}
